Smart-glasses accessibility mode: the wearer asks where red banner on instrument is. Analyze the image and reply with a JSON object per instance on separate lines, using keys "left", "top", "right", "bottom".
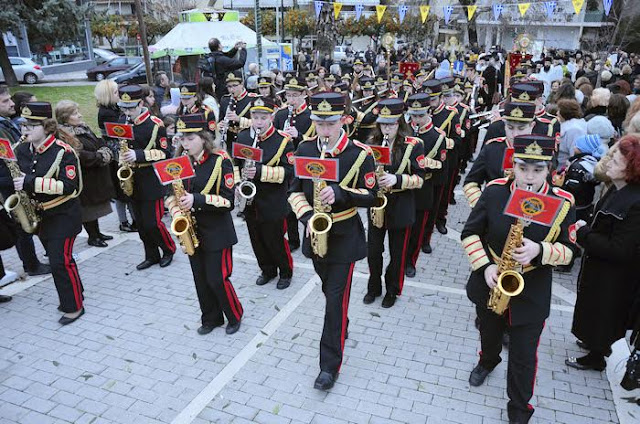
{"left": 503, "top": 188, "right": 563, "bottom": 227}
{"left": 369, "top": 145, "right": 391, "bottom": 165}
{"left": 294, "top": 156, "right": 339, "bottom": 182}
{"left": 0, "top": 138, "right": 17, "bottom": 161}
{"left": 502, "top": 147, "right": 514, "bottom": 173}
{"left": 399, "top": 62, "right": 420, "bottom": 78}
{"left": 232, "top": 143, "right": 264, "bottom": 163}
{"left": 152, "top": 155, "right": 195, "bottom": 186}
{"left": 104, "top": 122, "right": 134, "bottom": 140}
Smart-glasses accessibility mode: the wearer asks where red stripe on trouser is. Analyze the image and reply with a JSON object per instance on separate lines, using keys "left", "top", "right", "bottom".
{"left": 68, "top": 235, "right": 84, "bottom": 298}
{"left": 283, "top": 219, "right": 294, "bottom": 271}
{"left": 338, "top": 262, "right": 355, "bottom": 373}
{"left": 528, "top": 321, "right": 545, "bottom": 411}
{"left": 64, "top": 237, "right": 83, "bottom": 310}
{"left": 226, "top": 248, "right": 243, "bottom": 316}
{"left": 222, "top": 248, "right": 242, "bottom": 320}
{"left": 398, "top": 227, "right": 410, "bottom": 295}
{"left": 156, "top": 200, "right": 176, "bottom": 252}
{"left": 411, "top": 210, "right": 429, "bottom": 267}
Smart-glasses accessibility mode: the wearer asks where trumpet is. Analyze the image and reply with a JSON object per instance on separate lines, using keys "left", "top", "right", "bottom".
{"left": 309, "top": 137, "right": 332, "bottom": 258}
{"left": 167, "top": 179, "right": 199, "bottom": 256}
{"left": 237, "top": 128, "right": 258, "bottom": 212}
{"left": 3, "top": 157, "right": 40, "bottom": 234}
{"left": 370, "top": 135, "right": 390, "bottom": 229}
{"left": 117, "top": 139, "right": 134, "bottom": 197}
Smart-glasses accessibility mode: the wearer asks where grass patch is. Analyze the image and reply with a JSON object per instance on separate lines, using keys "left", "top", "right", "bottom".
{"left": 10, "top": 85, "right": 99, "bottom": 132}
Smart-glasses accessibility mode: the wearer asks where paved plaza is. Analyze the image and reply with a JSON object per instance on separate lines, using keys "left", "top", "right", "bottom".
{"left": 1, "top": 188, "right": 638, "bottom": 424}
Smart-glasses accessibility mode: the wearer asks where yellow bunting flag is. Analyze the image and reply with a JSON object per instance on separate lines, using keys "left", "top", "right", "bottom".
{"left": 376, "top": 5, "right": 387, "bottom": 23}
{"left": 467, "top": 5, "right": 477, "bottom": 20}
{"left": 518, "top": 3, "right": 530, "bottom": 17}
{"left": 572, "top": 0, "right": 585, "bottom": 14}
{"left": 420, "top": 5, "right": 431, "bottom": 23}
{"left": 334, "top": 2, "right": 342, "bottom": 19}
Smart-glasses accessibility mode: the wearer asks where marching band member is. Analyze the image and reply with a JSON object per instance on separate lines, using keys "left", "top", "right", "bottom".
{"left": 364, "top": 99, "right": 425, "bottom": 308}
{"left": 235, "top": 97, "right": 295, "bottom": 289}
{"left": 461, "top": 134, "right": 576, "bottom": 423}
{"left": 352, "top": 77, "right": 378, "bottom": 143}
{"left": 118, "top": 85, "right": 176, "bottom": 270}
{"left": 169, "top": 114, "right": 243, "bottom": 335}
{"left": 256, "top": 76, "right": 283, "bottom": 107}
{"left": 288, "top": 92, "right": 376, "bottom": 390}
{"left": 13, "top": 102, "right": 85, "bottom": 324}
{"left": 218, "top": 71, "right": 257, "bottom": 152}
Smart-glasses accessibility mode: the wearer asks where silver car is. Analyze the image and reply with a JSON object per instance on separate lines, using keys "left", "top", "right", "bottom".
{"left": 0, "top": 57, "right": 46, "bottom": 84}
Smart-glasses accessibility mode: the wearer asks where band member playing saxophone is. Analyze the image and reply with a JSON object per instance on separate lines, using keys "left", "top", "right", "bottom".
{"left": 364, "top": 99, "right": 425, "bottom": 308}
{"left": 235, "top": 97, "right": 295, "bottom": 290}
{"left": 171, "top": 114, "right": 243, "bottom": 336}
{"left": 461, "top": 134, "right": 576, "bottom": 423}
{"left": 288, "top": 92, "right": 376, "bottom": 390}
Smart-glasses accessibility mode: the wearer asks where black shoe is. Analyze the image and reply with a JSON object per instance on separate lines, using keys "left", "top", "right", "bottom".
{"left": 449, "top": 198, "right": 457, "bottom": 205}
{"left": 197, "top": 325, "right": 217, "bottom": 335}
{"left": 256, "top": 273, "right": 277, "bottom": 286}
{"left": 556, "top": 264, "right": 573, "bottom": 273}
{"left": 26, "top": 263, "right": 51, "bottom": 277}
{"left": 226, "top": 321, "right": 241, "bottom": 335}
{"left": 474, "top": 316, "right": 480, "bottom": 330}
{"left": 0, "top": 294, "right": 12, "bottom": 303}
{"left": 576, "top": 339, "right": 589, "bottom": 350}
{"left": 565, "top": 355, "right": 606, "bottom": 371}
{"left": 314, "top": 371, "right": 337, "bottom": 390}
{"left": 381, "top": 293, "right": 396, "bottom": 308}
{"left": 405, "top": 264, "right": 416, "bottom": 278}
{"left": 469, "top": 363, "right": 492, "bottom": 386}
{"left": 276, "top": 277, "right": 291, "bottom": 290}
{"left": 59, "top": 308, "right": 84, "bottom": 326}
{"left": 436, "top": 222, "right": 448, "bottom": 235}
{"left": 363, "top": 291, "right": 380, "bottom": 304}
{"left": 136, "top": 259, "right": 159, "bottom": 270}
{"left": 422, "top": 243, "right": 432, "bottom": 254}
{"left": 88, "top": 238, "right": 108, "bottom": 248}
{"left": 119, "top": 222, "right": 137, "bottom": 232}
{"left": 159, "top": 253, "right": 173, "bottom": 268}
{"left": 98, "top": 233, "right": 114, "bottom": 241}
{"left": 289, "top": 241, "right": 300, "bottom": 251}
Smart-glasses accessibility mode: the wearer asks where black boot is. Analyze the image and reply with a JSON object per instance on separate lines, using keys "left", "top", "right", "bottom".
{"left": 621, "top": 350, "right": 640, "bottom": 391}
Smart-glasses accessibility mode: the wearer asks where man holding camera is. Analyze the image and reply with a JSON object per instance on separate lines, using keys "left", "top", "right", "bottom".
{"left": 201, "top": 39, "right": 248, "bottom": 99}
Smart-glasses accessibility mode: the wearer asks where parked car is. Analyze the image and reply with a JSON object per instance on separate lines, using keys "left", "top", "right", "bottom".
{"left": 107, "top": 62, "right": 151, "bottom": 85}
{"left": 86, "top": 56, "right": 142, "bottom": 81}
{"left": 0, "top": 57, "right": 45, "bottom": 84}
{"left": 92, "top": 48, "right": 119, "bottom": 65}
{"left": 333, "top": 46, "right": 348, "bottom": 61}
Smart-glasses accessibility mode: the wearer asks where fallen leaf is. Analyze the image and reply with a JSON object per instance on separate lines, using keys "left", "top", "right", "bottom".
{"left": 81, "top": 373, "right": 93, "bottom": 381}
{"left": 192, "top": 353, "right": 197, "bottom": 360}
{"left": 272, "top": 404, "right": 281, "bottom": 415}
{"left": 184, "top": 324, "right": 190, "bottom": 330}
{"left": 274, "top": 305, "right": 280, "bottom": 311}
{"left": 106, "top": 335, "right": 114, "bottom": 340}
{"left": 370, "top": 312, "right": 380, "bottom": 318}
{"left": 52, "top": 361, "right": 59, "bottom": 367}
{"left": 291, "top": 333, "right": 300, "bottom": 340}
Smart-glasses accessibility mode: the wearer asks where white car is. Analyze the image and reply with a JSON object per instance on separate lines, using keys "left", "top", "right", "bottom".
{"left": 334, "top": 46, "right": 347, "bottom": 61}
{"left": 0, "top": 57, "right": 45, "bottom": 84}
{"left": 93, "top": 48, "right": 119, "bottom": 65}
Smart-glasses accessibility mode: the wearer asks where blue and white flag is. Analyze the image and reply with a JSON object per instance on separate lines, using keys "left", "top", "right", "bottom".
{"left": 544, "top": 1, "right": 557, "bottom": 18}
{"left": 355, "top": 4, "right": 364, "bottom": 20}
{"left": 453, "top": 60, "right": 464, "bottom": 75}
{"left": 603, "top": 0, "right": 613, "bottom": 16}
{"left": 444, "top": 5, "right": 454, "bottom": 24}
{"left": 399, "top": 5, "right": 409, "bottom": 24}
{"left": 314, "top": 1, "right": 323, "bottom": 19}
{"left": 493, "top": 3, "right": 504, "bottom": 20}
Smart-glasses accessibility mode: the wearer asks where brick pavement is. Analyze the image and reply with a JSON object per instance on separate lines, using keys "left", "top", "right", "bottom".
{"left": 0, "top": 187, "right": 632, "bottom": 423}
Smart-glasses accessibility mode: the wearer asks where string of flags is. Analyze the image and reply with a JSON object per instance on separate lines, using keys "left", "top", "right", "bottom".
{"left": 312, "top": 0, "right": 616, "bottom": 24}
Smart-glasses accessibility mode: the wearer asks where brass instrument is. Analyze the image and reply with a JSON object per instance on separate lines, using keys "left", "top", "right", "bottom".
{"left": 370, "top": 135, "right": 390, "bottom": 229}
{"left": 117, "top": 139, "right": 134, "bottom": 197}
{"left": 309, "top": 137, "right": 332, "bottom": 258}
{"left": 488, "top": 188, "right": 528, "bottom": 314}
{"left": 237, "top": 129, "right": 259, "bottom": 212}
{"left": 167, "top": 179, "right": 199, "bottom": 256}
{"left": 3, "top": 157, "right": 40, "bottom": 234}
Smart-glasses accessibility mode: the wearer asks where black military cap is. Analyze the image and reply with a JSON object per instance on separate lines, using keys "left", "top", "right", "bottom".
{"left": 513, "top": 135, "right": 555, "bottom": 162}
{"left": 360, "top": 77, "right": 375, "bottom": 90}
{"left": 179, "top": 82, "right": 197, "bottom": 99}
{"left": 324, "top": 74, "right": 337, "bottom": 82}
{"left": 511, "top": 83, "right": 540, "bottom": 103}
{"left": 390, "top": 72, "right": 404, "bottom": 84}
{"left": 465, "top": 61, "right": 477, "bottom": 68}
{"left": 284, "top": 72, "right": 306, "bottom": 90}
{"left": 21, "top": 102, "right": 52, "bottom": 121}
{"left": 258, "top": 76, "right": 273, "bottom": 86}
{"left": 309, "top": 92, "right": 346, "bottom": 121}
{"left": 503, "top": 102, "right": 536, "bottom": 122}
{"left": 332, "top": 82, "right": 349, "bottom": 94}
{"left": 225, "top": 70, "right": 244, "bottom": 84}
{"left": 305, "top": 70, "right": 318, "bottom": 81}
{"left": 250, "top": 96, "right": 278, "bottom": 114}
{"left": 118, "top": 85, "right": 143, "bottom": 107}
{"left": 375, "top": 76, "right": 387, "bottom": 86}
{"left": 375, "top": 98, "right": 405, "bottom": 124}
{"left": 175, "top": 114, "right": 207, "bottom": 133}
{"left": 354, "top": 58, "right": 364, "bottom": 66}
{"left": 406, "top": 93, "right": 430, "bottom": 115}
{"left": 526, "top": 80, "right": 545, "bottom": 97}
{"left": 440, "top": 77, "right": 455, "bottom": 96}
{"left": 422, "top": 80, "right": 442, "bottom": 97}
{"left": 341, "top": 74, "right": 352, "bottom": 82}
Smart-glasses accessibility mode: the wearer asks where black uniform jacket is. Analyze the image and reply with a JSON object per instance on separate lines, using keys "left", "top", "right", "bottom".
{"left": 219, "top": 90, "right": 257, "bottom": 144}
{"left": 183, "top": 150, "right": 237, "bottom": 252}
{"left": 415, "top": 122, "right": 450, "bottom": 191}
{"left": 369, "top": 136, "right": 426, "bottom": 229}
{"left": 431, "top": 102, "right": 462, "bottom": 151}
{"left": 235, "top": 124, "right": 294, "bottom": 222}
{"left": 461, "top": 178, "right": 577, "bottom": 326}
{"left": 463, "top": 136, "right": 511, "bottom": 207}
{"left": 273, "top": 102, "right": 315, "bottom": 149}
{"left": 120, "top": 109, "right": 170, "bottom": 201}
{"left": 353, "top": 99, "right": 378, "bottom": 142}
{"left": 482, "top": 114, "right": 560, "bottom": 143}
{"left": 288, "top": 132, "right": 377, "bottom": 263}
{"left": 16, "top": 135, "right": 82, "bottom": 239}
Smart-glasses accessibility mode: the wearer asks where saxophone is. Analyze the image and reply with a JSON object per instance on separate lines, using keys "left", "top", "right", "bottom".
{"left": 237, "top": 128, "right": 258, "bottom": 212}
{"left": 487, "top": 218, "right": 525, "bottom": 315}
{"left": 3, "top": 155, "right": 41, "bottom": 234}
{"left": 309, "top": 137, "right": 332, "bottom": 258}
{"left": 167, "top": 179, "right": 199, "bottom": 256}
{"left": 370, "top": 135, "right": 389, "bottom": 229}
{"left": 117, "top": 120, "right": 134, "bottom": 197}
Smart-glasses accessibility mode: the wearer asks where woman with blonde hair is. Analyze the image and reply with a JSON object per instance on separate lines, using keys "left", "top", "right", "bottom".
{"left": 585, "top": 87, "right": 611, "bottom": 121}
